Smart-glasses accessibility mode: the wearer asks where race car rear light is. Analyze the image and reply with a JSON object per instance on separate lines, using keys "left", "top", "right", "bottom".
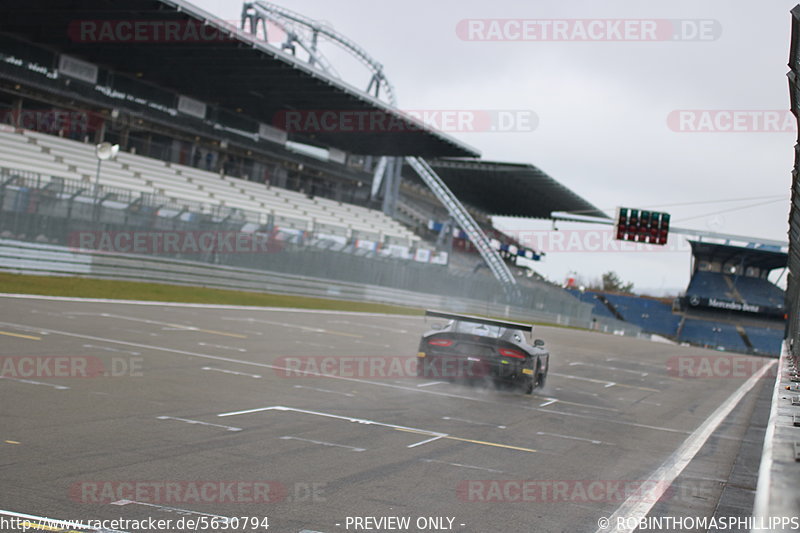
{"left": 498, "top": 348, "right": 525, "bottom": 359}
{"left": 428, "top": 339, "right": 454, "bottom": 347}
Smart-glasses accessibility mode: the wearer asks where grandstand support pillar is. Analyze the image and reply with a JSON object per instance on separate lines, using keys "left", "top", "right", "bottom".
{"left": 436, "top": 217, "right": 454, "bottom": 256}
{"left": 11, "top": 98, "right": 22, "bottom": 128}
{"left": 95, "top": 120, "right": 106, "bottom": 144}
{"left": 381, "top": 157, "right": 400, "bottom": 218}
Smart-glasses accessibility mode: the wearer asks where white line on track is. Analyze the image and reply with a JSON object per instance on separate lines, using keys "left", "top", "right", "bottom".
{"left": 595, "top": 359, "right": 776, "bottom": 533}
{"left": 327, "top": 319, "right": 408, "bottom": 334}
{"left": 550, "top": 372, "right": 615, "bottom": 387}
{"left": 353, "top": 339, "right": 392, "bottom": 347}
{"left": 407, "top": 435, "right": 444, "bottom": 448}
{"left": 110, "top": 499, "right": 228, "bottom": 519}
{"left": 221, "top": 316, "right": 361, "bottom": 338}
{"left": 419, "top": 458, "right": 504, "bottom": 473}
{"left": 569, "top": 361, "right": 648, "bottom": 377}
{"left": 417, "top": 380, "right": 446, "bottom": 388}
{"left": 539, "top": 398, "right": 559, "bottom": 407}
{"left": 536, "top": 431, "right": 613, "bottom": 445}
{"left": 442, "top": 416, "right": 506, "bottom": 429}
{"left": 3, "top": 323, "right": 49, "bottom": 336}
{"left": 0, "top": 320, "right": 681, "bottom": 434}
{"left": 280, "top": 435, "right": 365, "bottom": 452}
{"left": 218, "top": 405, "right": 448, "bottom": 437}
{"left": 293, "top": 385, "right": 354, "bottom": 397}
{"left": 83, "top": 344, "right": 140, "bottom": 355}
{"left": 197, "top": 342, "right": 247, "bottom": 352}
{"left": 550, "top": 372, "right": 658, "bottom": 392}
{"left": 122, "top": 328, "right": 159, "bottom": 337}
{"left": 605, "top": 357, "right": 668, "bottom": 370}
{"left": 202, "top": 366, "right": 261, "bottom": 378}
{"left": 553, "top": 387, "right": 599, "bottom": 398}
{"left": 156, "top": 415, "right": 241, "bottom": 432}
{"left": 0, "top": 293, "right": 421, "bottom": 319}
{"left": 0, "top": 376, "right": 69, "bottom": 390}
{"left": 294, "top": 340, "right": 331, "bottom": 349}
{"left": 218, "top": 405, "right": 539, "bottom": 454}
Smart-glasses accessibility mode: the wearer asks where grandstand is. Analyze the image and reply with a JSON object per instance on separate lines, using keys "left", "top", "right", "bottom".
{"left": 0, "top": 127, "right": 417, "bottom": 244}
{"left": 563, "top": 240, "right": 787, "bottom": 354}
{"left": 676, "top": 240, "right": 787, "bottom": 355}
{"left": 566, "top": 288, "right": 680, "bottom": 337}
{"left": 0, "top": 0, "right": 627, "bottom": 331}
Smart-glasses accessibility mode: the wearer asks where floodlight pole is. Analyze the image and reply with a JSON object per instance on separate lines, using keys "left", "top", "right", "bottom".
{"left": 93, "top": 142, "right": 119, "bottom": 222}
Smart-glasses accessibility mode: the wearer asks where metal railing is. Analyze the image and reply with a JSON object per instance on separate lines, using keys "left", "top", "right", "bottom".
{"left": 0, "top": 165, "right": 634, "bottom": 332}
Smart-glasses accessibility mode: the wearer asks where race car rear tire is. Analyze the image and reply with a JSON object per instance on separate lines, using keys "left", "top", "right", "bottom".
{"left": 523, "top": 373, "right": 535, "bottom": 394}
{"left": 535, "top": 364, "right": 546, "bottom": 389}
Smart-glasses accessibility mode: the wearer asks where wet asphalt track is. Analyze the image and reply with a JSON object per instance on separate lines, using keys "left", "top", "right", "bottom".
{"left": 0, "top": 295, "right": 776, "bottom": 533}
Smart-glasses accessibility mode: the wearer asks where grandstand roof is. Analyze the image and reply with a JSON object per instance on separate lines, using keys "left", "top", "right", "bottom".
{"left": 2, "top": 0, "right": 480, "bottom": 158}
{"left": 689, "top": 240, "right": 788, "bottom": 271}
{"left": 423, "top": 159, "right": 607, "bottom": 219}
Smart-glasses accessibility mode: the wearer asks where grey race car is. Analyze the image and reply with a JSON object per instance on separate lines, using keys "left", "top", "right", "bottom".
{"left": 416, "top": 310, "right": 549, "bottom": 394}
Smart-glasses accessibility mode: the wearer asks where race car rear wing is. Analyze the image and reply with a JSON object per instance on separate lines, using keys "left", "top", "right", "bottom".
{"left": 424, "top": 310, "right": 533, "bottom": 333}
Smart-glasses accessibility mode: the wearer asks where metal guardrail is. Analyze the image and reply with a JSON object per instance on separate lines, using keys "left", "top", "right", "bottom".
{"left": 0, "top": 238, "right": 641, "bottom": 334}
{"left": 753, "top": 347, "right": 799, "bottom": 529}
{"left": 751, "top": 6, "right": 800, "bottom": 529}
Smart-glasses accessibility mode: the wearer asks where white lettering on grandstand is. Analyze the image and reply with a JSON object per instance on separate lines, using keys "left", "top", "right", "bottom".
{"left": 706, "top": 298, "right": 761, "bottom": 313}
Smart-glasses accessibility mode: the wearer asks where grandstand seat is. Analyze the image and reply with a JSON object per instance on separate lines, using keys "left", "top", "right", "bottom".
{"left": 745, "top": 326, "right": 783, "bottom": 355}
{"left": 566, "top": 289, "right": 617, "bottom": 320}
{"left": 679, "top": 318, "right": 747, "bottom": 351}
{"left": 732, "top": 276, "right": 785, "bottom": 308}
{"left": 1, "top": 129, "right": 422, "bottom": 243}
{"left": 686, "top": 271, "right": 735, "bottom": 300}
{"left": 603, "top": 293, "right": 680, "bottom": 337}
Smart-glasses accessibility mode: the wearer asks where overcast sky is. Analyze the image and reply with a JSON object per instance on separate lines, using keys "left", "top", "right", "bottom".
{"left": 194, "top": 0, "right": 796, "bottom": 295}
